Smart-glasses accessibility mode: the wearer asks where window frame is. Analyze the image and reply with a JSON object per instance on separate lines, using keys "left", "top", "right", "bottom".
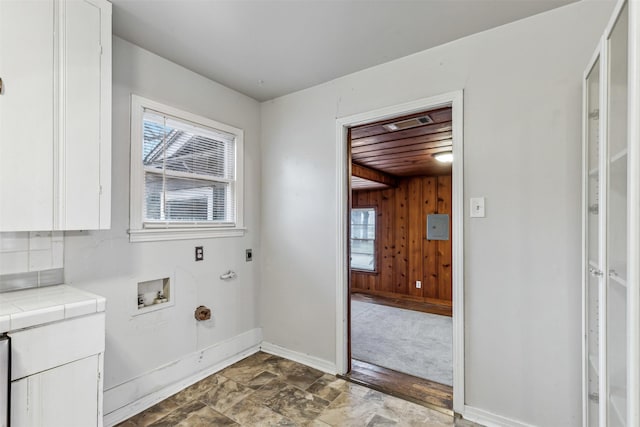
{"left": 129, "top": 95, "right": 245, "bottom": 242}
{"left": 350, "top": 206, "right": 378, "bottom": 274}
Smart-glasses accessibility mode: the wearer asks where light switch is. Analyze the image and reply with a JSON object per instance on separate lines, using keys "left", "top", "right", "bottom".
{"left": 470, "top": 197, "right": 485, "bottom": 218}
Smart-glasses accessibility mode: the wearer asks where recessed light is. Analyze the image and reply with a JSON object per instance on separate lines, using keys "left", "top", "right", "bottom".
{"left": 434, "top": 151, "right": 453, "bottom": 163}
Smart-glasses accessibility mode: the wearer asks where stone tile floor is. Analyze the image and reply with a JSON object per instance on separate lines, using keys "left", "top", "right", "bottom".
{"left": 116, "top": 352, "right": 480, "bottom": 426}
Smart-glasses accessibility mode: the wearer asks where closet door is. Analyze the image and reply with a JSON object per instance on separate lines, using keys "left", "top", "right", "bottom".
{"left": 604, "top": 3, "right": 629, "bottom": 426}
{"left": 584, "top": 54, "right": 601, "bottom": 427}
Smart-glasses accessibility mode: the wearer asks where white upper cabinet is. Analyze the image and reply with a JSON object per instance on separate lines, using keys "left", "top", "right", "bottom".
{"left": 0, "top": 0, "right": 111, "bottom": 231}
{"left": 0, "top": 1, "right": 56, "bottom": 231}
{"left": 59, "top": 0, "right": 112, "bottom": 230}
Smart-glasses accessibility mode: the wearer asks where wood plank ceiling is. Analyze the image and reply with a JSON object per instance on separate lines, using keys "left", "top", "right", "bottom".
{"left": 350, "top": 107, "right": 452, "bottom": 190}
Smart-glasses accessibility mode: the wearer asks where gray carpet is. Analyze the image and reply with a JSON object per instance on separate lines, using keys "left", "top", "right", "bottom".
{"left": 351, "top": 300, "right": 453, "bottom": 386}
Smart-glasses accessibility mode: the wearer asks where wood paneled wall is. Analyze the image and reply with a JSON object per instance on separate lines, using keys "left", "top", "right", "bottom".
{"left": 351, "top": 175, "right": 452, "bottom": 306}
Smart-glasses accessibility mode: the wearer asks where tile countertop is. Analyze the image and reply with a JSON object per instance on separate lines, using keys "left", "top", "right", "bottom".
{"left": 0, "top": 285, "right": 106, "bottom": 334}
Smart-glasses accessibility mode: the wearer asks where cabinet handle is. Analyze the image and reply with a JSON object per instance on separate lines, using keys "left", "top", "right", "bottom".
{"left": 0, "top": 77, "right": 3, "bottom": 94}
{"left": 589, "top": 267, "right": 603, "bottom": 277}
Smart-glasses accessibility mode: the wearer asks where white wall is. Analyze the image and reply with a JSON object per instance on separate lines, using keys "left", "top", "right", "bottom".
{"left": 64, "top": 37, "right": 262, "bottom": 414}
{"left": 259, "top": 2, "right": 614, "bottom": 426}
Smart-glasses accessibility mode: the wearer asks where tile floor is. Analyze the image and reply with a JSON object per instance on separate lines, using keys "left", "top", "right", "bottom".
{"left": 116, "top": 352, "right": 478, "bottom": 426}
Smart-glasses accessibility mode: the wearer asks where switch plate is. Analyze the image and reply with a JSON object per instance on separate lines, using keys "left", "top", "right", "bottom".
{"left": 416, "top": 280, "right": 422, "bottom": 289}
{"left": 470, "top": 197, "right": 486, "bottom": 218}
{"left": 246, "top": 249, "right": 253, "bottom": 262}
{"left": 195, "top": 246, "right": 204, "bottom": 261}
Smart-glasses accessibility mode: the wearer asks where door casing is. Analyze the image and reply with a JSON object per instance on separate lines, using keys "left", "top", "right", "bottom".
{"left": 335, "top": 90, "right": 465, "bottom": 413}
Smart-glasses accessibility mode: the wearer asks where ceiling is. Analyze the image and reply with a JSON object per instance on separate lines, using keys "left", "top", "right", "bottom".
{"left": 352, "top": 107, "right": 452, "bottom": 180}
{"left": 351, "top": 176, "right": 391, "bottom": 191}
{"left": 111, "top": 0, "right": 577, "bottom": 102}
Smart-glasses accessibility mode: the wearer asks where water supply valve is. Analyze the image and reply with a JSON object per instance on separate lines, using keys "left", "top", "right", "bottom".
{"left": 194, "top": 305, "right": 211, "bottom": 321}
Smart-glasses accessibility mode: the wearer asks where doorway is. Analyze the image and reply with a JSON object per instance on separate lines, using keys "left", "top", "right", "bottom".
{"left": 335, "top": 92, "right": 464, "bottom": 414}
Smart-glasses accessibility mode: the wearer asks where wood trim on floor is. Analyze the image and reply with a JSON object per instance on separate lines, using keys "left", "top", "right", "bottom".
{"left": 341, "top": 359, "right": 453, "bottom": 416}
{"left": 351, "top": 291, "right": 452, "bottom": 317}
{"left": 352, "top": 288, "right": 452, "bottom": 307}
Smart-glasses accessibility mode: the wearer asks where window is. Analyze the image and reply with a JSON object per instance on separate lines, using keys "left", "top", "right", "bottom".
{"left": 350, "top": 207, "right": 376, "bottom": 271}
{"left": 129, "top": 96, "right": 244, "bottom": 242}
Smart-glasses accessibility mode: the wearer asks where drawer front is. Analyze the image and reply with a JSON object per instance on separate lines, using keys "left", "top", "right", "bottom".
{"left": 9, "top": 313, "right": 105, "bottom": 380}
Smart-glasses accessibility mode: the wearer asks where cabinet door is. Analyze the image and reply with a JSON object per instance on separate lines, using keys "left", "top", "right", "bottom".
{"left": 584, "top": 55, "right": 601, "bottom": 427}
{"left": 605, "top": 3, "right": 629, "bottom": 426}
{"left": 11, "top": 355, "right": 100, "bottom": 427}
{"left": 58, "top": 0, "right": 111, "bottom": 230}
{"left": 0, "top": 0, "right": 55, "bottom": 231}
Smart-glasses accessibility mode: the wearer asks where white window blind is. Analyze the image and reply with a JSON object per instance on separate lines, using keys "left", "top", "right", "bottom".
{"left": 142, "top": 108, "right": 237, "bottom": 226}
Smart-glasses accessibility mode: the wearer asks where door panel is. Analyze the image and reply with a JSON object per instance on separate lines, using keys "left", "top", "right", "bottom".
{"left": 585, "top": 55, "right": 600, "bottom": 427}
{"left": 60, "top": 0, "right": 102, "bottom": 229}
{"left": 11, "top": 355, "right": 99, "bottom": 427}
{"left": 605, "top": 4, "right": 629, "bottom": 426}
{"left": 0, "top": 0, "right": 54, "bottom": 231}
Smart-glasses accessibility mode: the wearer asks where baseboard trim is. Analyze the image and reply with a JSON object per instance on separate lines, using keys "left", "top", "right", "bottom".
{"left": 462, "top": 405, "right": 536, "bottom": 427}
{"left": 260, "top": 341, "right": 337, "bottom": 375}
{"left": 103, "top": 328, "right": 262, "bottom": 427}
{"left": 351, "top": 288, "right": 453, "bottom": 307}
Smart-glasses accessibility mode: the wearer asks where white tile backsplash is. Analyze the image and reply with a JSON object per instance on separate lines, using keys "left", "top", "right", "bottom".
{"left": 0, "top": 232, "right": 63, "bottom": 275}
{"left": 29, "top": 231, "right": 53, "bottom": 250}
{"left": 0, "top": 231, "right": 64, "bottom": 291}
{"left": 0, "top": 232, "right": 29, "bottom": 252}
{"left": 52, "top": 241, "right": 64, "bottom": 267}
{"left": 29, "top": 249, "right": 54, "bottom": 271}
{"left": 0, "top": 251, "right": 29, "bottom": 275}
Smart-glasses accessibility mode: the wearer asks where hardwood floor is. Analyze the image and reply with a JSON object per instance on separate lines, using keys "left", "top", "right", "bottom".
{"left": 342, "top": 359, "right": 453, "bottom": 415}
{"left": 345, "top": 292, "right": 454, "bottom": 415}
{"left": 351, "top": 291, "right": 452, "bottom": 317}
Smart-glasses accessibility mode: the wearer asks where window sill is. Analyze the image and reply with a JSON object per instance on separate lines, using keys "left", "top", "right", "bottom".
{"left": 129, "top": 227, "right": 247, "bottom": 242}
{"left": 352, "top": 269, "right": 378, "bottom": 275}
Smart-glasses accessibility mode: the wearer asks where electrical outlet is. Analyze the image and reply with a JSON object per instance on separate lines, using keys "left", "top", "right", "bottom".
{"left": 195, "top": 246, "right": 204, "bottom": 261}
{"left": 416, "top": 280, "right": 422, "bottom": 289}
{"left": 246, "top": 249, "right": 253, "bottom": 262}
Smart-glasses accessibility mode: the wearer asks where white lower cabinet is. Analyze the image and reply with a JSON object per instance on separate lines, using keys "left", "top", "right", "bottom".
{"left": 8, "top": 312, "right": 105, "bottom": 427}
{"left": 11, "top": 355, "right": 101, "bottom": 427}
